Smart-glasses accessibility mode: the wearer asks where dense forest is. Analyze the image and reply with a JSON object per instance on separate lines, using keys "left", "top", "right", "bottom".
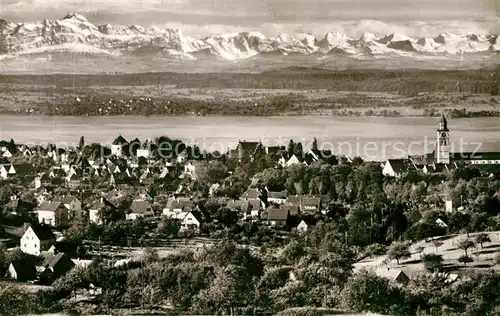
{"left": 0, "top": 67, "right": 498, "bottom": 95}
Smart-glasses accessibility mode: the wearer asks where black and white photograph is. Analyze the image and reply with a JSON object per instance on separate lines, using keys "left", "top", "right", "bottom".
{"left": 0, "top": 0, "right": 499, "bottom": 315}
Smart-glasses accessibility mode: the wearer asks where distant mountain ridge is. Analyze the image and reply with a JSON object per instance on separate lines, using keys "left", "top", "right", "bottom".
{"left": 0, "top": 13, "right": 498, "bottom": 61}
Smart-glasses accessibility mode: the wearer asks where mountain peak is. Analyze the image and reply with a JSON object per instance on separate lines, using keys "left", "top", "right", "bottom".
{"left": 62, "top": 13, "right": 88, "bottom": 22}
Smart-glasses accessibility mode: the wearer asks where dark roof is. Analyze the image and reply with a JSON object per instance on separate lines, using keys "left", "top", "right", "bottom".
{"left": 474, "top": 164, "right": 500, "bottom": 173}
{"left": 10, "top": 260, "right": 37, "bottom": 281}
{"left": 62, "top": 195, "right": 79, "bottom": 204}
{"left": 280, "top": 203, "right": 299, "bottom": 216}
{"left": 425, "top": 163, "right": 449, "bottom": 173}
{"left": 4, "top": 199, "right": 33, "bottom": 213}
{"left": 50, "top": 168, "right": 67, "bottom": 178}
{"left": 248, "top": 199, "right": 262, "bottom": 211}
{"left": 112, "top": 135, "right": 128, "bottom": 145}
{"left": 186, "top": 209, "right": 204, "bottom": 222}
{"left": 166, "top": 197, "right": 194, "bottom": 210}
{"left": 387, "top": 159, "right": 415, "bottom": 174}
{"left": 238, "top": 141, "right": 261, "bottom": 153}
{"left": 265, "top": 207, "right": 289, "bottom": 221}
{"left": 49, "top": 241, "right": 78, "bottom": 254}
{"left": 266, "top": 146, "right": 286, "bottom": 155}
{"left": 450, "top": 152, "right": 500, "bottom": 161}
{"left": 37, "top": 201, "right": 64, "bottom": 212}
{"left": 28, "top": 223, "right": 56, "bottom": 241}
{"left": 268, "top": 191, "right": 288, "bottom": 199}
{"left": 226, "top": 200, "right": 246, "bottom": 210}
{"left": 299, "top": 216, "right": 317, "bottom": 226}
{"left": 42, "top": 252, "right": 75, "bottom": 275}
{"left": 12, "top": 164, "right": 35, "bottom": 176}
{"left": 301, "top": 196, "right": 322, "bottom": 208}
{"left": 129, "top": 200, "right": 153, "bottom": 214}
{"left": 409, "top": 154, "right": 427, "bottom": 166}
{"left": 240, "top": 188, "right": 261, "bottom": 200}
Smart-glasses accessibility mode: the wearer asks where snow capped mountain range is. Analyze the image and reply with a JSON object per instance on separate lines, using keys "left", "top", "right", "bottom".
{"left": 0, "top": 13, "right": 498, "bottom": 61}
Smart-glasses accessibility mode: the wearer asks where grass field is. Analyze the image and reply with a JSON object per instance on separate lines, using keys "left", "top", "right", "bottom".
{"left": 355, "top": 231, "right": 500, "bottom": 278}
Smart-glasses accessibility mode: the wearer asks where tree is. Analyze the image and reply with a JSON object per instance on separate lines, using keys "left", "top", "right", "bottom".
{"left": 458, "top": 239, "right": 475, "bottom": 257}
{"left": 432, "top": 239, "right": 444, "bottom": 252}
{"left": 422, "top": 253, "right": 443, "bottom": 272}
{"left": 341, "top": 270, "right": 403, "bottom": 315}
{"left": 387, "top": 242, "right": 411, "bottom": 265}
{"left": 194, "top": 265, "right": 250, "bottom": 315}
{"left": 287, "top": 140, "right": 295, "bottom": 157}
{"left": 475, "top": 233, "right": 491, "bottom": 249}
{"left": 281, "top": 240, "right": 306, "bottom": 265}
{"left": 312, "top": 137, "right": 319, "bottom": 151}
{"left": 416, "top": 246, "right": 425, "bottom": 258}
{"left": 458, "top": 255, "right": 473, "bottom": 266}
{"left": 78, "top": 135, "right": 85, "bottom": 149}
{"left": 364, "top": 243, "right": 387, "bottom": 258}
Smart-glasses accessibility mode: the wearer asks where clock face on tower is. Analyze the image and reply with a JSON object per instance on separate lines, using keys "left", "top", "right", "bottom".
{"left": 441, "top": 132, "right": 447, "bottom": 138}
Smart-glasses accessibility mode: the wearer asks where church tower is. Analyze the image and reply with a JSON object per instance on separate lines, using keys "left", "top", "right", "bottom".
{"left": 436, "top": 115, "right": 450, "bottom": 164}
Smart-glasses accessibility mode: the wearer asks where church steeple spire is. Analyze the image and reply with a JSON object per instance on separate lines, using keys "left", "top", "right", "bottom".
{"left": 436, "top": 115, "right": 450, "bottom": 164}
{"left": 438, "top": 115, "right": 448, "bottom": 132}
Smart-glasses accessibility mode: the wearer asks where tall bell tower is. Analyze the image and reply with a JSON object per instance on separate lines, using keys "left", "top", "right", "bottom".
{"left": 436, "top": 115, "right": 450, "bottom": 164}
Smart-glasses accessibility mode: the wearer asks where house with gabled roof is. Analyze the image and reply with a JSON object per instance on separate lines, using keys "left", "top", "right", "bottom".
{"left": 88, "top": 199, "right": 105, "bottom": 224}
{"left": 137, "top": 139, "right": 157, "bottom": 158}
{"left": 35, "top": 173, "right": 52, "bottom": 189}
{"left": 242, "top": 199, "right": 264, "bottom": 219}
{"left": 264, "top": 207, "right": 289, "bottom": 227}
{"left": 3, "top": 198, "right": 34, "bottom": 215}
{"left": 232, "top": 140, "right": 264, "bottom": 162}
{"left": 111, "top": 135, "right": 128, "bottom": 157}
{"left": 265, "top": 189, "right": 288, "bottom": 205}
{"left": 265, "top": 145, "right": 286, "bottom": 156}
{"left": 285, "top": 195, "right": 322, "bottom": 213}
{"left": 7, "top": 259, "right": 37, "bottom": 281}
{"left": 20, "top": 223, "right": 56, "bottom": 256}
{"left": 35, "top": 189, "right": 52, "bottom": 205}
{"left": 382, "top": 159, "right": 416, "bottom": 178}
{"left": 62, "top": 195, "right": 82, "bottom": 220}
{"left": 35, "top": 201, "right": 69, "bottom": 227}
{"left": 163, "top": 197, "right": 195, "bottom": 216}
{"left": 176, "top": 149, "right": 189, "bottom": 163}
{"left": 126, "top": 200, "right": 154, "bottom": 220}
{"left": 39, "top": 252, "right": 75, "bottom": 281}
{"left": 374, "top": 268, "right": 410, "bottom": 285}
{"left": 278, "top": 152, "right": 316, "bottom": 167}
{"left": 180, "top": 210, "right": 203, "bottom": 231}
{"left": 297, "top": 216, "right": 317, "bottom": 233}
{"left": 1, "top": 148, "right": 13, "bottom": 158}
{"left": 240, "top": 188, "right": 262, "bottom": 200}
{"left": 67, "top": 173, "right": 82, "bottom": 189}
{"left": 209, "top": 183, "right": 221, "bottom": 197}
{"left": 0, "top": 164, "right": 10, "bottom": 179}
{"left": 49, "top": 167, "right": 67, "bottom": 179}
{"left": 0, "top": 163, "right": 35, "bottom": 179}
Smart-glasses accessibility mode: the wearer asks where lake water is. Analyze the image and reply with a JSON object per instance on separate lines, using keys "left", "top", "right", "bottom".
{"left": 1, "top": 115, "right": 499, "bottom": 161}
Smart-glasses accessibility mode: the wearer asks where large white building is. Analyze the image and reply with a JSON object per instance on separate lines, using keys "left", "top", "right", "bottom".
{"left": 20, "top": 224, "right": 56, "bottom": 256}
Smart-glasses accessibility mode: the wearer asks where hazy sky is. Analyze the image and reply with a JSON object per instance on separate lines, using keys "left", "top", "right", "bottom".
{"left": 1, "top": 0, "right": 498, "bottom": 36}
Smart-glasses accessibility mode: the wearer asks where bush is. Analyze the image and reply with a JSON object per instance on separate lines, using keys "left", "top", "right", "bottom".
{"left": 387, "top": 242, "right": 411, "bottom": 265}
{"left": 458, "top": 255, "right": 473, "bottom": 266}
{"left": 363, "top": 243, "right": 388, "bottom": 258}
{"left": 422, "top": 254, "right": 444, "bottom": 272}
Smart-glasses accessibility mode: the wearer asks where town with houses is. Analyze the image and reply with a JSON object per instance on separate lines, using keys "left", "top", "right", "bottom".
{"left": 1, "top": 116, "right": 500, "bottom": 314}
